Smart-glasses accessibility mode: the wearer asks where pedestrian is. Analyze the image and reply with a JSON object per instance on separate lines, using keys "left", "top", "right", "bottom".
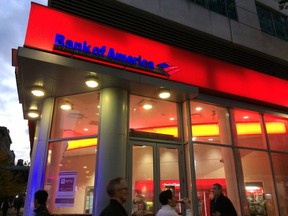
{"left": 34, "top": 190, "right": 51, "bottom": 216}
{"left": 156, "top": 189, "right": 192, "bottom": 216}
{"left": 14, "top": 195, "right": 23, "bottom": 216}
{"left": 1, "top": 198, "right": 9, "bottom": 216}
{"left": 210, "top": 183, "right": 237, "bottom": 216}
{"left": 100, "top": 177, "right": 128, "bottom": 216}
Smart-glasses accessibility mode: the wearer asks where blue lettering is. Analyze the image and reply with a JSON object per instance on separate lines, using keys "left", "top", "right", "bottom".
{"left": 139, "top": 59, "right": 147, "bottom": 67}
{"left": 54, "top": 34, "right": 65, "bottom": 46}
{"left": 74, "top": 42, "right": 82, "bottom": 52}
{"left": 136, "top": 56, "right": 142, "bottom": 65}
{"left": 115, "top": 53, "right": 126, "bottom": 62}
{"left": 127, "top": 56, "right": 134, "bottom": 64}
{"left": 54, "top": 34, "right": 156, "bottom": 70}
{"left": 147, "top": 61, "right": 155, "bottom": 69}
{"left": 65, "top": 40, "right": 73, "bottom": 49}
{"left": 100, "top": 46, "right": 106, "bottom": 57}
{"left": 83, "top": 41, "right": 91, "bottom": 54}
{"left": 92, "top": 46, "right": 100, "bottom": 55}
{"left": 107, "top": 48, "right": 115, "bottom": 59}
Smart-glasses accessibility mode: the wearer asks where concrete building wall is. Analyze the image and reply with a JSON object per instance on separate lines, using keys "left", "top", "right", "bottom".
{"left": 116, "top": 0, "right": 288, "bottom": 62}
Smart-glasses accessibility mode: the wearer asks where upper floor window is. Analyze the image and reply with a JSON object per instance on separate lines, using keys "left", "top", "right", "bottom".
{"left": 256, "top": 4, "right": 288, "bottom": 41}
{"left": 191, "top": 0, "right": 237, "bottom": 20}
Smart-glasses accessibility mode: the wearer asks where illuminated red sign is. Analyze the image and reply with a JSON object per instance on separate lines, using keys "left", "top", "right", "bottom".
{"left": 24, "top": 3, "right": 288, "bottom": 108}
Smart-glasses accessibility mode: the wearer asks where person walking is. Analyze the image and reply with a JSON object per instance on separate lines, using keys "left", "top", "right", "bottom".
{"left": 156, "top": 189, "right": 192, "bottom": 216}
{"left": 210, "top": 183, "right": 237, "bottom": 216}
{"left": 14, "top": 196, "right": 23, "bottom": 216}
{"left": 1, "top": 198, "right": 9, "bottom": 216}
{"left": 34, "top": 190, "right": 51, "bottom": 216}
{"left": 100, "top": 177, "right": 128, "bottom": 216}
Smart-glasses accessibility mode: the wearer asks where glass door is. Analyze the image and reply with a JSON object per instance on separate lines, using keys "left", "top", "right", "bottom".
{"left": 129, "top": 140, "right": 185, "bottom": 216}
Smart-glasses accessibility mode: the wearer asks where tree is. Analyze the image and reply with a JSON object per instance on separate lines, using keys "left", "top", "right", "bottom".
{"left": 0, "top": 153, "right": 29, "bottom": 197}
{"left": 279, "top": 0, "right": 288, "bottom": 10}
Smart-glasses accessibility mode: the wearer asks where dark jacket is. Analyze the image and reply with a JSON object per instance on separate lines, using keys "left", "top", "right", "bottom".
{"left": 210, "top": 193, "right": 237, "bottom": 216}
{"left": 34, "top": 205, "right": 50, "bottom": 216}
{"left": 100, "top": 199, "right": 127, "bottom": 216}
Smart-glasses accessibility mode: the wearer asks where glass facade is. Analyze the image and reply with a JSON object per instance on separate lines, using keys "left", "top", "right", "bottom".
{"left": 191, "top": 0, "right": 237, "bottom": 20}
{"left": 44, "top": 92, "right": 99, "bottom": 214}
{"left": 231, "top": 109, "right": 267, "bottom": 149}
{"left": 256, "top": 4, "right": 288, "bottom": 41}
{"left": 129, "top": 94, "right": 179, "bottom": 140}
{"left": 40, "top": 90, "right": 288, "bottom": 216}
{"left": 50, "top": 92, "right": 100, "bottom": 139}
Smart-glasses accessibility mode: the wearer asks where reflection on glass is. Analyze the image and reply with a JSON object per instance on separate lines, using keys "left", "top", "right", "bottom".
{"left": 50, "top": 91, "right": 100, "bottom": 139}
{"left": 44, "top": 141, "right": 96, "bottom": 214}
{"left": 194, "top": 144, "right": 240, "bottom": 216}
{"left": 271, "top": 153, "right": 288, "bottom": 215}
{"left": 239, "top": 149, "right": 278, "bottom": 215}
{"left": 159, "top": 147, "right": 182, "bottom": 214}
{"left": 190, "top": 101, "right": 232, "bottom": 145}
{"left": 129, "top": 94, "right": 178, "bottom": 140}
{"left": 264, "top": 114, "right": 288, "bottom": 151}
{"left": 132, "top": 145, "right": 154, "bottom": 215}
{"left": 231, "top": 109, "right": 267, "bottom": 149}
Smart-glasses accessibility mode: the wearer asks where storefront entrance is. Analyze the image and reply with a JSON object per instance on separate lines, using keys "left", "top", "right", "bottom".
{"left": 128, "top": 140, "right": 186, "bottom": 216}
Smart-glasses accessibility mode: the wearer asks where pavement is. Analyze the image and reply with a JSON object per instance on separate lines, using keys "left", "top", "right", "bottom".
{"left": 6, "top": 207, "right": 23, "bottom": 216}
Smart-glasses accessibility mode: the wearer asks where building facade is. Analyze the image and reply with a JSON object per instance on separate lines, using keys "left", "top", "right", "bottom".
{"left": 13, "top": 0, "right": 288, "bottom": 215}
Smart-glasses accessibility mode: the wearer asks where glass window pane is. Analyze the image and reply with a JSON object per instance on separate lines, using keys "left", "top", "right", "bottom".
{"left": 226, "top": 0, "right": 237, "bottom": 20}
{"left": 208, "top": 0, "right": 227, "bottom": 16}
{"left": 194, "top": 144, "right": 240, "bottom": 215}
{"left": 273, "top": 13, "right": 288, "bottom": 41}
{"left": 129, "top": 94, "right": 178, "bottom": 140}
{"left": 132, "top": 145, "right": 154, "bottom": 215}
{"left": 256, "top": 5, "right": 276, "bottom": 36}
{"left": 190, "top": 101, "right": 232, "bottom": 145}
{"left": 50, "top": 91, "right": 100, "bottom": 139}
{"left": 271, "top": 152, "right": 288, "bottom": 215}
{"left": 159, "top": 147, "right": 182, "bottom": 214}
{"left": 44, "top": 140, "right": 97, "bottom": 214}
{"left": 239, "top": 150, "right": 278, "bottom": 215}
{"left": 191, "top": 0, "right": 206, "bottom": 7}
{"left": 264, "top": 114, "right": 288, "bottom": 151}
{"left": 232, "top": 109, "right": 267, "bottom": 149}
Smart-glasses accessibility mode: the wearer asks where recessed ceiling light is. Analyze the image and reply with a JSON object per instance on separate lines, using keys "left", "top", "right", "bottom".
{"left": 85, "top": 76, "right": 99, "bottom": 88}
{"left": 243, "top": 116, "right": 249, "bottom": 119}
{"left": 143, "top": 104, "right": 152, "bottom": 110}
{"left": 60, "top": 101, "right": 72, "bottom": 110}
{"left": 169, "top": 117, "right": 175, "bottom": 121}
{"left": 27, "top": 110, "right": 40, "bottom": 118}
{"left": 195, "top": 107, "right": 202, "bottom": 111}
{"left": 31, "top": 86, "right": 45, "bottom": 97}
{"left": 159, "top": 89, "right": 170, "bottom": 99}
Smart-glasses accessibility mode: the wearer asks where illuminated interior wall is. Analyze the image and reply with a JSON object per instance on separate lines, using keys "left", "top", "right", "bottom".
{"left": 45, "top": 143, "right": 96, "bottom": 214}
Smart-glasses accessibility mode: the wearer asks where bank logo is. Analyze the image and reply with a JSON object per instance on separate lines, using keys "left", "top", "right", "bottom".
{"left": 53, "top": 33, "right": 180, "bottom": 78}
{"left": 156, "top": 62, "right": 181, "bottom": 77}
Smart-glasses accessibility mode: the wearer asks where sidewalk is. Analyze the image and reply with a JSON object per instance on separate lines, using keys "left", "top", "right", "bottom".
{"left": 6, "top": 207, "right": 23, "bottom": 216}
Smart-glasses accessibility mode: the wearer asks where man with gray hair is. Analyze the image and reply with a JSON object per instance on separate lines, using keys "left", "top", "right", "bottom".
{"left": 100, "top": 177, "right": 128, "bottom": 216}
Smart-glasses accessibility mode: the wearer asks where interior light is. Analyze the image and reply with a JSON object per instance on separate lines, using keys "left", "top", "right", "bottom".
{"left": 159, "top": 89, "right": 170, "bottom": 99}
{"left": 85, "top": 76, "right": 99, "bottom": 88}
{"left": 27, "top": 110, "right": 40, "bottom": 118}
{"left": 143, "top": 104, "right": 152, "bottom": 110}
{"left": 31, "top": 86, "right": 45, "bottom": 97}
{"left": 243, "top": 116, "right": 249, "bottom": 119}
{"left": 195, "top": 107, "right": 202, "bottom": 111}
{"left": 169, "top": 117, "right": 175, "bottom": 121}
{"left": 60, "top": 101, "right": 72, "bottom": 110}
